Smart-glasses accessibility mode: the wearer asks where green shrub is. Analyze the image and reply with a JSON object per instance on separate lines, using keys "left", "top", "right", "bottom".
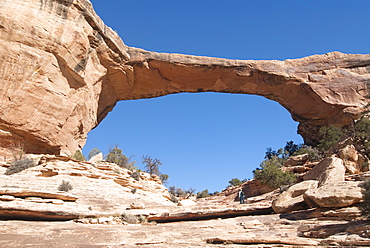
{"left": 58, "top": 180, "right": 73, "bottom": 192}
{"left": 106, "top": 145, "right": 136, "bottom": 171}
{"left": 293, "top": 145, "right": 322, "bottom": 161}
{"left": 142, "top": 155, "right": 161, "bottom": 175}
{"left": 228, "top": 178, "right": 247, "bottom": 187}
{"left": 159, "top": 173, "right": 169, "bottom": 185}
{"left": 354, "top": 117, "right": 370, "bottom": 157}
{"left": 359, "top": 179, "right": 370, "bottom": 218}
{"left": 284, "top": 141, "right": 302, "bottom": 157}
{"left": 5, "top": 158, "right": 36, "bottom": 175}
{"left": 253, "top": 156, "right": 296, "bottom": 189}
{"left": 317, "top": 126, "right": 344, "bottom": 151}
{"left": 121, "top": 213, "right": 146, "bottom": 224}
{"left": 72, "top": 150, "right": 85, "bottom": 161}
{"left": 197, "top": 189, "right": 210, "bottom": 198}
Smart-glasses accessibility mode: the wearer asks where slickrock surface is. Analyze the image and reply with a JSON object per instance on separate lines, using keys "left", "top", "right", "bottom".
{"left": 0, "top": 156, "right": 174, "bottom": 220}
{"left": 1, "top": 212, "right": 369, "bottom": 247}
{"left": 1, "top": 154, "right": 370, "bottom": 246}
{"left": 0, "top": 0, "right": 369, "bottom": 155}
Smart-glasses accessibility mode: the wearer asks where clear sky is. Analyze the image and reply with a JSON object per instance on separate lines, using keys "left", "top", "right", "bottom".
{"left": 84, "top": 0, "right": 370, "bottom": 193}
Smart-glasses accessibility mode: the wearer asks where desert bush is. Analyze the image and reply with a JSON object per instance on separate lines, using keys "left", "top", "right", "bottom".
{"left": 354, "top": 116, "right": 370, "bottom": 157}
{"left": 142, "top": 155, "right": 161, "bottom": 175}
{"left": 72, "top": 150, "right": 85, "bottom": 161}
{"left": 168, "top": 186, "right": 195, "bottom": 198}
{"left": 197, "top": 189, "right": 210, "bottom": 198}
{"left": 5, "top": 158, "right": 36, "bottom": 175}
{"left": 106, "top": 145, "right": 136, "bottom": 171}
{"left": 58, "top": 180, "right": 73, "bottom": 192}
{"left": 253, "top": 156, "right": 296, "bottom": 189}
{"left": 8, "top": 142, "right": 25, "bottom": 161}
{"left": 159, "top": 173, "right": 169, "bottom": 185}
{"left": 228, "top": 178, "right": 247, "bottom": 187}
{"left": 359, "top": 179, "right": 370, "bottom": 218}
{"left": 88, "top": 148, "right": 101, "bottom": 160}
{"left": 130, "top": 170, "right": 141, "bottom": 181}
{"left": 293, "top": 145, "right": 322, "bottom": 161}
{"left": 284, "top": 141, "right": 302, "bottom": 157}
{"left": 121, "top": 213, "right": 146, "bottom": 224}
{"left": 170, "top": 194, "right": 179, "bottom": 203}
{"left": 317, "top": 125, "right": 344, "bottom": 151}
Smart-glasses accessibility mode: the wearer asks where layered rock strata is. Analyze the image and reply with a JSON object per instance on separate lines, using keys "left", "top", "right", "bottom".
{"left": 0, "top": 0, "right": 369, "bottom": 154}
{"left": 0, "top": 155, "right": 173, "bottom": 220}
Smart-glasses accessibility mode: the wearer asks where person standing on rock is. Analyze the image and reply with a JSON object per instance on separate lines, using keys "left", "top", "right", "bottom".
{"left": 238, "top": 189, "right": 245, "bottom": 204}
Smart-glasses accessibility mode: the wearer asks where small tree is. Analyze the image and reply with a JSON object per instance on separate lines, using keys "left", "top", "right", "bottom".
{"left": 168, "top": 186, "right": 194, "bottom": 198}
{"left": 265, "top": 147, "right": 289, "bottom": 160}
{"left": 142, "top": 155, "right": 162, "bottom": 176}
{"left": 253, "top": 156, "right": 296, "bottom": 189}
{"left": 228, "top": 178, "right": 247, "bottom": 187}
{"left": 72, "top": 150, "right": 85, "bottom": 161}
{"left": 88, "top": 148, "right": 101, "bottom": 160}
{"left": 106, "top": 145, "right": 136, "bottom": 171}
{"left": 197, "top": 189, "right": 210, "bottom": 198}
{"left": 317, "top": 126, "right": 344, "bottom": 151}
{"left": 8, "top": 142, "right": 25, "bottom": 161}
{"left": 284, "top": 141, "right": 301, "bottom": 157}
{"left": 293, "top": 145, "right": 322, "bottom": 161}
{"left": 354, "top": 116, "right": 370, "bottom": 157}
{"left": 159, "top": 173, "right": 169, "bottom": 185}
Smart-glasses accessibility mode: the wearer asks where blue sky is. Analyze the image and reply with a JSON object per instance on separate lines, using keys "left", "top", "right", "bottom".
{"left": 84, "top": 0, "right": 370, "bottom": 193}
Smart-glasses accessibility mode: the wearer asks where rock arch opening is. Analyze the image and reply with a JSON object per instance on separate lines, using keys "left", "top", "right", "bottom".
{"left": 83, "top": 92, "right": 303, "bottom": 192}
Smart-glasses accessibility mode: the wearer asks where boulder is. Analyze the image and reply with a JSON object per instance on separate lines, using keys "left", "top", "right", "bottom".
{"left": 130, "top": 202, "right": 146, "bottom": 209}
{"left": 303, "top": 181, "right": 363, "bottom": 208}
{"left": 284, "top": 154, "right": 310, "bottom": 167}
{"left": 272, "top": 180, "right": 318, "bottom": 213}
{"left": 303, "top": 156, "right": 346, "bottom": 186}
{"left": 338, "top": 145, "right": 366, "bottom": 174}
{"left": 88, "top": 152, "right": 104, "bottom": 163}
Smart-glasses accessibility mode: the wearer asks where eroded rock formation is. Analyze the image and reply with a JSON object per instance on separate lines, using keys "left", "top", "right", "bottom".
{"left": 0, "top": 0, "right": 369, "bottom": 154}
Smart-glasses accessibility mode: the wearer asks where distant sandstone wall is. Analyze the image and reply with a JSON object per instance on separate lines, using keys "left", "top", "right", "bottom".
{"left": 0, "top": 0, "right": 369, "bottom": 155}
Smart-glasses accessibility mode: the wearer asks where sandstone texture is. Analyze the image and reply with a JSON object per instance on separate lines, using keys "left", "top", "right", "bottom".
{"left": 0, "top": 156, "right": 174, "bottom": 220}
{"left": 1, "top": 154, "right": 370, "bottom": 246}
{"left": 304, "top": 181, "right": 363, "bottom": 208}
{"left": 303, "top": 156, "right": 346, "bottom": 185}
{"left": 272, "top": 180, "right": 318, "bottom": 214}
{"left": 0, "top": 0, "right": 369, "bottom": 155}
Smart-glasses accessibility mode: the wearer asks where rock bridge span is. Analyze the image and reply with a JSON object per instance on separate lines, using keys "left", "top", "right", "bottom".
{"left": 0, "top": 0, "right": 369, "bottom": 155}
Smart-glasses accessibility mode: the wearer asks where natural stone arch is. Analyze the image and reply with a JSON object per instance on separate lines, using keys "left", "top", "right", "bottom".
{"left": 0, "top": 0, "right": 369, "bottom": 155}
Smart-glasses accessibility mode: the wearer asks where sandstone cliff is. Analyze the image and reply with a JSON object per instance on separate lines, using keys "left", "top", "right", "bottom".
{"left": 0, "top": 0, "right": 369, "bottom": 155}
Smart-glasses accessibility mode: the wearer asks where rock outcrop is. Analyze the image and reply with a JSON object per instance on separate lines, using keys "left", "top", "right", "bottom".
{"left": 0, "top": 155, "right": 174, "bottom": 220}
{"left": 303, "top": 156, "right": 346, "bottom": 186}
{"left": 304, "top": 181, "right": 363, "bottom": 208}
{"left": 0, "top": 0, "right": 369, "bottom": 155}
{"left": 272, "top": 180, "right": 318, "bottom": 214}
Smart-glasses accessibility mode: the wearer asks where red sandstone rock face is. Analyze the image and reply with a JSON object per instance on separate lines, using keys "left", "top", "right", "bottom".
{"left": 0, "top": 0, "right": 369, "bottom": 154}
